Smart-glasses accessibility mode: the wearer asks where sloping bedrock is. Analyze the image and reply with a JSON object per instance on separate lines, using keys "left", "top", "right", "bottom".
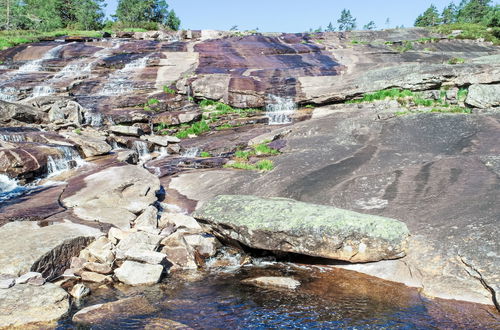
{"left": 170, "top": 109, "right": 500, "bottom": 308}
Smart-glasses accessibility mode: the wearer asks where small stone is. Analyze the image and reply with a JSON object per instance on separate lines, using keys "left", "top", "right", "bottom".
{"left": 159, "top": 213, "right": 202, "bottom": 231}
{"left": 241, "top": 276, "right": 301, "bottom": 290}
{"left": 183, "top": 234, "right": 218, "bottom": 257}
{"left": 81, "top": 271, "right": 112, "bottom": 284}
{"left": 70, "top": 257, "right": 87, "bottom": 270}
{"left": 69, "top": 283, "right": 90, "bottom": 299}
{"left": 124, "top": 248, "right": 167, "bottom": 265}
{"left": 114, "top": 261, "right": 163, "bottom": 286}
{"left": 83, "top": 262, "right": 113, "bottom": 275}
{"left": 167, "top": 144, "right": 181, "bottom": 154}
{"left": 0, "top": 277, "right": 15, "bottom": 289}
{"left": 15, "top": 272, "right": 44, "bottom": 285}
{"left": 116, "top": 232, "right": 163, "bottom": 253}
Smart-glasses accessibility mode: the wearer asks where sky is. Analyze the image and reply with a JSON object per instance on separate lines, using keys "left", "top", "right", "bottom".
{"left": 104, "top": 0, "right": 500, "bottom": 32}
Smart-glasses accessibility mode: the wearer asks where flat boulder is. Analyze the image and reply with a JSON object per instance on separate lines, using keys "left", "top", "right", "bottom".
{"left": 0, "top": 283, "right": 69, "bottom": 328}
{"left": 465, "top": 84, "right": 500, "bottom": 108}
{"left": 0, "top": 221, "right": 101, "bottom": 280}
{"left": 193, "top": 195, "right": 410, "bottom": 262}
{"left": 114, "top": 261, "right": 164, "bottom": 286}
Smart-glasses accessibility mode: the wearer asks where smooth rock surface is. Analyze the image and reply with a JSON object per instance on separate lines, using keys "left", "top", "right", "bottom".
{"left": 465, "top": 84, "right": 500, "bottom": 108}
{"left": 193, "top": 195, "right": 410, "bottom": 262}
{"left": 242, "top": 276, "right": 301, "bottom": 290}
{"left": 114, "top": 261, "right": 164, "bottom": 286}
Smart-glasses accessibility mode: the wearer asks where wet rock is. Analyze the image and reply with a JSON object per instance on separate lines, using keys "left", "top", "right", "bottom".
{"left": 144, "top": 317, "right": 193, "bottom": 329}
{"left": 0, "top": 221, "right": 101, "bottom": 280}
{"left": 242, "top": 276, "right": 301, "bottom": 290}
{"left": 114, "top": 261, "right": 164, "bottom": 286}
{"left": 248, "top": 128, "right": 291, "bottom": 146}
{"left": 141, "top": 134, "right": 181, "bottom": 146}
{"left": 0, "top": 283, "right": 69, "bottom": 328}
{"left": 162, "top": 245, "right": 197, "bottom": 270}
{"left": 61, "top": 131, "right": 111, "bottom": 157}
{"left": 81, "top": 271, "right": 113, "bottom": 284}
{"left": 123, "top": 248, "right": 167, "bottom": 265}
{"left": 193, "top": 195, "right": 410, "bottom": 262}
{"left": 72, "top": 296, "right": 158, "bottom": 325}
{"left": 109, "top": 125, "right": 144, "bottom": 137}
{"left": 63, "top": 165, "right": 160, "bottom": 228}
{"left": 0, "top": 99, "right": 47, "bottom": 125}
{"left": 83, "top": 262, "right": 113, "bottom": 274}
{"left": 465, "top": 84, "right": 500, "bottom": 108}
{"left": 15, "top": 272, "right": 45, "bottom": 285}
{"left": 183, "top": 234, "right": 218, "bottom": 257}
{"left": 151, "top": 111, "right": 201, "bottom": 125}
{"left": 117, "top": 149, "right": 139, "bottom": 164}
{"left": 69, "top": 283, "right": 90, "bottom": 299}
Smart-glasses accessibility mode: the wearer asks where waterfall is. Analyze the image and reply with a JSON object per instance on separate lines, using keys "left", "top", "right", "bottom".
{"left": 0, "top": 134, "right": 25, "bottom": 142}
{"left": 18, "top": 44, "right": 66, "bottom": 73}
{"left": 46, "top": 146, "right": 84, "bottom": 177}
{"left": 31, "top": 85, "right": 55, "bottom": 98}
{"left": 133, "top": 140, "right": 151, "bottom": 163}
{"left": 0, "top": 87, "right": 18, "bottom": 102}
{"left": 265, "top": 95, "right": 297, "bottom": 125}
{"left": 0, "top": 174, "right": 27, "bottom": 203}
{"left": 181, "top": 147, "right": 199, "bottom": 158}
{"left": 99, "top": 55, "right": 151, "bottom": 96}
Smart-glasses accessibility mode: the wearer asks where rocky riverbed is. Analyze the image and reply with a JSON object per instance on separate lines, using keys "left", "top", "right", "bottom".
{"left": 0, "top": 28, "right": 499, "bottom": 328}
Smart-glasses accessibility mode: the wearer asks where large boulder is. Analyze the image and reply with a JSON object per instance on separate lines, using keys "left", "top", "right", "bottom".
{"left": 0, "top": 283, "right": 69, "bottom": 328}
{"left": 0, "top": 221, "right": 101, "bottom": 280}
{"left": 0, "top": 100, "right": 47, "bottom": 125}
{"left": 114, "top": 260, "right": 164, "bottom": 285}
{"left": 63, "top": 165, "right": 161, "bottom": 228}
{"left": 60, "top": 131, "right": 112, "bottom": 157}
{"left": 465, "top": 84, "right": 500, "bottom": 108}
{"left": 193, "top": 195, "right": 410, "bottom": 262}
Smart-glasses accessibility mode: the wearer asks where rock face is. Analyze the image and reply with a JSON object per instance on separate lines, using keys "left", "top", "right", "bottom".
{"left": 63, "top": 165, "right": 160, "bottom": 228}
{"left": 193, "top": 195, "right": 410, "bottom": 262}
{"left": 0, "top": 221, "right": 101, "bottom": 280}
{"left": 0, "top": 283, "right": 70, "bottom": 328}
{"left": 465, "top": 84, "right": 500, "bottom": 108}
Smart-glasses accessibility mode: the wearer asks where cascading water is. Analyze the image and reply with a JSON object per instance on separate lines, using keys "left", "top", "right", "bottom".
{"left": 46, "top": 146, "right": 84, "bottom": 177}
{"left": 0, "top": 87, "right": 18, "bottom": 102}
{"left": 31, "top": 85, "right": 55, "bottom": 98}
{"left": 18, "top": 44, "right": 66, "bottom": 73}
{"left": 265, "top": 95, "right": 297, "bottom": 125}
{"left": 133, "top": 140, "right": 152, "bottom": 163}
{"left": 181, "top": 147, "right": 200, "bottom": 158}
{"left": 0, "top": 174, "right": 27, "bottom": 203}
{"left": 99, "top": 55, "right": 151, "bottom": 96}
{"left": 83, "top": 111, "right": 104, "bottom": 127}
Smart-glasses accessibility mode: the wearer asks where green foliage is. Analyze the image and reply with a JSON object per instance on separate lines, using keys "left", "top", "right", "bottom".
{"left": 165, "top": 9, "right": 180, "bottom": 30}
{"left": 304, "top": 105, "right": 315, "bottom": 109}
{"left": 255, "top": 159, "right": 275, "bottom": 171}
{"left": 252, "top": 143, "right": 279, "bottom": 156}
{"left": 441, "top": 3, "right": 458, "bottom": 24}
{"left": 224, "top": 159, "right": 275, "bottom": 171}
{"left": 0, "top": 29, "right": 104, "bottom": 50}
{"left": 147, "top": 98, "right": 160, "bottom": 105}
{"left": 114, "top": 0, "right": 178, "bottom": 28}
{"left": 74, "top": 128, "right": 82, "bottom": 135}
{"left": 175, "top": 120, "right": 210, "bottom": 139}
{"left": 326, "top": 22, "right": 336, "bottom": 32}
{"left": 433, "top": 23, "right": 499, "bottom": 44}
{"left": 337, "top": 9, "right": 357, "bottom": 31}
{"left": 200, "top": 100, "right": 262, "bottom": 119}
{"left": 393, "top": 41, "right": 414, "bottom": 52}
{"left": 415, "top": 4, "right": 441, "bottom": 27}
{"left": 458, "top": 0, "right": 492, "bottom": 24}
{"left": 163, "top": 86, "right": 176, "bottom": 94}
{"left": 448, "top": 57, "right": 466, "bottom": 64}
{"left": 457, "top": 87, "right": 468, "bottom": 101}
{"left": 347, "top": 88, "right": 414, "bottom": 103}
{"left": 200, "top": 151, "right": 212, "bottom": 157}
{"left": 234, "top": 150, "right": 250, "bottom": 160}
{"left": 363, "top": 21, "right": 376, "bottom": 30}
{"left": 430, "top": 106, "right": 472, "bottom": 113}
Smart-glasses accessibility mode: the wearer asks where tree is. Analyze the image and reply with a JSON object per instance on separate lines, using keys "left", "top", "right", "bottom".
{"left": 314, "top": 26, "right": 323, "bottom": 33}
{"left": 326, "top": 22, "right": 335, "bottom": 32}
{"left": 483, "top": 4, "right": 500, "bottom": 27}
{"left": 363, "top": 21, "right": 376, "bottom": 30}
{"left": 165, "top": 9, "right": 180, "bottom": 30}
{"left": 114, "top": 0, "right": 169, "bottom": 26}
{"left": 23, "top": 0, "right": 63, "bottom": 31}
{"left": 385, "top": 17, "right": 391, "bottom": 28}
{"left": 337, "top": 9, "right": 356, "bottom": 31}
{"left": 441, "top": 2, "right": 457, "bottom": 24}
{"left": 415, "top": 4, "right": 441, "bottom": 27}
{"left": 458, "top": 0, "right": 492, "bottom": 23}
{"left": 73, "top": 0, "right": 105, "bottom": 30}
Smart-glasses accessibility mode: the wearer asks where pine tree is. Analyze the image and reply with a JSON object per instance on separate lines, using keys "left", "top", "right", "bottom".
{"left": 458, "top": 0, "right": 492, "bottom": 23}
{"left": 441, "top": 2, "right": 457, "bottom": 24}
{"left": 483, "top": 5, "right": 499, "bottom": 27}
{"left": 165, "top": 9, "right": 180, "bottom": 30}
{"left": 415, "top": 4, "right": 441, "bottom": 27}
{"left": 363, "top": 21, "right": 376, "bottom": 30}
{"left": 337, "top": 9, "right": 356, "bottom": 31}
{"left": 326, "top": 22, "right": 335, "bottom": 32}
{"left": 115, "top": 0, "right": 170, "bottom": 26}
{"left": 73, "top": 0, "right": 105, "bottom": 30}
{"left": 24, "top": 0, "right": 63, "bottom": 31}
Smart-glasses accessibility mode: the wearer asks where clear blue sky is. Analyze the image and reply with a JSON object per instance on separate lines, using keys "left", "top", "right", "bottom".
{"left": 104, "top": 0, "right": 499, "bottom": 32}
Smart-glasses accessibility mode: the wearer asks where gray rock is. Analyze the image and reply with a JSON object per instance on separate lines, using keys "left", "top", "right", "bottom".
{"left": 134, "top": 205, "right": 159, "bottom": 233}
{"left": 193, "top": 195, "right": 410, "bottom": 262}
{"left": 15, "top": 272, "right": 44, "bottom": 285}
{"left": 141, "top": 134, "right": 180, "bottom": 146}
{"left": 116, "top": 231, "right": 163, "bottom": 258}
{"left": 86, "top": 236, "right": 115, "bottom": 264}
{"left": 183, "top": 234, "right": 218, "bottom": 257}
{"left": 81, "top": 271, "right": 112, "bottom": 284}
{"left": 242, "top": 276, "right": 301, "bottom": 290}
{"left": 61, "top": 131, "right": 112, "bottom": 157}
{"left": 117, "top": 149, "right": 139, "bottom": 164}
{"left": 0, "top": 99, "right": 47, "bottom": 125}
{"left": 0, "top": 221, "right": 101, "bottom": 280}
{"left": 0, "top": 277, "right": 15, "bottom": 289}
{"left": 466, "top": 84, "right": 500, "bottom": 108}
{"left": 124, "top": 248, "right": 167, "bottom": 265}
{"left": 70, "top": 283, "right": 90, "bottom": 299}
{"left": 0, "top": 283, "right": 69, "bottom": 328}
{"left": 114, "top": 261, "right": 164, "bottom": 286}
{"left": 83, "top": 262, "right": 113, "bottom": 274}
{"left": 109, "top": 125, "right": 143, "bottom": 136}
{"left": 159, "top": 212, "right": 202, "bottom": 231}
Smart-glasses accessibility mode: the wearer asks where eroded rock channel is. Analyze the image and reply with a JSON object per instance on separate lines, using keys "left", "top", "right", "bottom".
{"left": 0, "top": 28, "right": 499, "bottom": 328}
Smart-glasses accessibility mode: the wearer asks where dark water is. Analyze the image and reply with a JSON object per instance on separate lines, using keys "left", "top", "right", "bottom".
{"left": 57, "top": 264, "right": 499, "bottom": 329}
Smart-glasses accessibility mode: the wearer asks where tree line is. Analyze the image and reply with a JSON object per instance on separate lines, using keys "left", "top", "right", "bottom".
{"left": 0, "top": 0, "right": 181, "bottom": 31}
{"left": 415, "top": 0, "right": 499, "bottom": 27}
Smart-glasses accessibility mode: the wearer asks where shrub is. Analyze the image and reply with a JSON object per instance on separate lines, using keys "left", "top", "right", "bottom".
{"left": 200, "top": 151, "right": 212, "bottom": 157}
{"left": 175, "top": 120, "right": 210, "bottom": 138}
{"left": 163, "top": 86, "right": 176, "bottom": 94}
{"left": 448, "top": 57, "right": 465, "bottom": 64}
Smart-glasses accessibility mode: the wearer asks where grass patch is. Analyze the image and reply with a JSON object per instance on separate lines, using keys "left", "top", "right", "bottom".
{"left": 163, "top": 86, "right": 176, "bottom": 94}
{"left": 252, "top": 143, "right": 280, "bottom": 156}
{"left": 448, "top": 57, "right": 465, "bottom": 64}
{"left": 200, "top": 151, "right": 212, "bottom": 157}
{"left": 433, "top": 23, "right": 500, "bottom": 45}
{"left": 0, "top": 29, "right": 108, "bottom": 50}
{"left": 430, "top": 106, "right": 471, "bottom": 114}
{"left": 224, "top": 159, "right": 275, "bottom": 171}
{"left": 146, "top": 98, "right": 160, "bottom": 105}
{"left": 73, "top": 128, "right": 82, "bottom": 135}
{"left": 392, "top": 41, "right": 414, "bottom": 53}
{"left": 175, "top": 120, "right": 210, "bottom": 139}
{"left": 200, "top": 100, "right": 262, "bottom": 119}
{"left": 347, "top": 88, "right": 414, "bottom": 103}
{"left": 457, "top": 88, "right": 468, "bottom": 101}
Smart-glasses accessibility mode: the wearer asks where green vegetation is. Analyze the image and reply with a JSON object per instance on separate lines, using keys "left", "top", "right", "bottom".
{"left": 347, "top": 88, "right": 414, "bottom": 103}
{"left": 147, "top": 98, "right": 160, "bottom": 105}
{"left": 457, "top": 88, "right": 468, "bottom": 101}
{"left": 200, "top": 151, "right": 212, "bottom": 157}
{"left": 113, "top": 0, "right": 180, "bottom": 30}
{"left": 393, "top": 41, "right": 414, "bottom": 53}
{"left": 252, "top": 143, "right": 279, "bottom": 156}
{"left": 433, "top": 23, "right": 499, "bottom": 44}
{"left": 224, "top": 159, "right": 275, "bottom": 171}
{"left": 74, "top": 128, "right": 82, "bottom": 135}
{"left": 0, "top": 29, "right": 105, "bottom": 49}
{"left": 200, "top": 99, "right": 262, "bottom": 120}
{"left": 448, "top": 57, "right": 466, "bottom": 64}
{"left": 163, "top": 86, "right": 176, "bottom": 94}
{"left": 174, "top": 120, "right": 210, "bottom": 139}
{"left": 304, "top": 105, "right": 315, "bottom": 109}
{"left": 430, "top": 106, "right": 472, "bottom": 113}
{"left": 337, "top": 9, "right": 357, "bottom": 31}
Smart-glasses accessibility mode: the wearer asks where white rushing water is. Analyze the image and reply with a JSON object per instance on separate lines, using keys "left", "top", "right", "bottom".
{"left": 99, "top": 55, "right": 151, "bottom": 96}
{"left": 0, "top": 87, "right": 18, "bottom": 102}
{"left": 0, "top": 174, "right": 27, "bottom": 203}
{"left": 265, "top": 95, "right": 297, "bottom": 125}
{"left": 0, "top": 134, "right": 25, "bottom": 142}
{"left": 133, "top": 140, "right": 152, "bottom": 163}
{"left": 31, "top": 85, "right": 55, "bottom": 98}
{"left": 46, "top": 146, "right": 85, "bottom": 177}
{"left": 181, "top": 147, "right": 199, "bottom": 158}
{"left": 18, "top": 44, "right": 66, "bottom": 73}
